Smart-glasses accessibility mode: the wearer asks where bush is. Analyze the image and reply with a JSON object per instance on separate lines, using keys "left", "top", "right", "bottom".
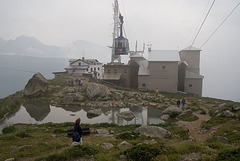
{"left": 215, "top": 148, "right": 240, "bottom": 161}
{"left": 16, "top": 132, "right": 30, "bottom": 138}
{"left": 123, "top": 144, "right": 163, "bottom": 161}
{"left": 2, "top": 126, "right": 16, "bottom": 134}
{"left": 116, "top": 132, "right": 139, "bottom": 140}
{"left": 66, "top": 145, "right": 99, "bottom": 158}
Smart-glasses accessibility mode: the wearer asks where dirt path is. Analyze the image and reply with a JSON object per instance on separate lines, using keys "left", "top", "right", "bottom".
{"left": 178, "top": 107, "right": 216, "bottom": 143}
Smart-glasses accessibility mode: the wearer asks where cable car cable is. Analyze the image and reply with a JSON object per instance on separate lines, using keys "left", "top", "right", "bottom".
{"left": 200, "top": 1, "right": 240, "bottom": 48}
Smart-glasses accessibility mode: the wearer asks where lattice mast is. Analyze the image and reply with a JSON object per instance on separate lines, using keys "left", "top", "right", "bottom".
{"left": 111, "top": 0, "right": 121, "bottom": 63}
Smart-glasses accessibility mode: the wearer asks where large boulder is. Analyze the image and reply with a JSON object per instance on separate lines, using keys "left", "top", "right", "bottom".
{"left": 86, "top": 83, "right": 101, "bottom": 99}
{"left": 100, "top": 86, "right": 111, "bottom": 98}
{"left": 162, "top": 106, "right": 182, "bottom": 115}
{"left": 116, "top": 111, "right": 135, "bottom": 121}
{"left": 134, "top": 125, "right": 171, "bottom": 138}
{"left": 87, "top": 108, "right": 102, "bottom": 118}
{"left": 23, "top": 73, "right": 48, "bottom": 97}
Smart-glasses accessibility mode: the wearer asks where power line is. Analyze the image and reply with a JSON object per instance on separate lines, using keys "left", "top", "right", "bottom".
{"left": 201, "top": 1, "right": 240, "bottom": 48}
{"left": 188, "top": 0, "right": 216, "bottom": 50}
{"left": 189, "top": 0, "right": 211, "bottom": 45}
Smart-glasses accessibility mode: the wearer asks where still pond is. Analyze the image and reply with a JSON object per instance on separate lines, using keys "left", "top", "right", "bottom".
{"left": 0, "top": 102, "right": 163, "bottom": 133}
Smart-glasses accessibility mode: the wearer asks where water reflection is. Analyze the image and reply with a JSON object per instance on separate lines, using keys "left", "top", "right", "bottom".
{"left": 0, "top": 103, "right": 163, "bottom": 133}
{"left": 24, "top": 102, "right": 50, "bottom": 121}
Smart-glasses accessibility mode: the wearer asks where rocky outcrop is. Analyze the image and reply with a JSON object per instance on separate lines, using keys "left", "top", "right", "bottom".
{"left": 222, "top": 110, "right": 235, "bottom": 117}
{"left": 162, "top": 106, "right": 182, "bottom": 116}
{"left": 118, "top": 141, "right": 132, "bottom": 149}
{"left": 100, "top": 143, "right": 114, "bottom": 150}
{"left": 23, "top": 73, "right": 48, "bottom": 97}
{"left": 116, "top": 111, "right": 135, "bottom": 121}
{"left": 134, "top": 125, "right": 171, "bottom": 138}
{"left": 87, "top": 108, "right": 102, "bottom": 118}
{"left": 177, "top": 109, "right": 192, "bottom": 119}
{"left": 86, "top": 83, "right": 101, "bottom": 99}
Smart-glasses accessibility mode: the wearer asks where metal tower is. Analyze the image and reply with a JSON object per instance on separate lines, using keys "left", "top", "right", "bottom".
{"left": 111, "top": 0, "right": 121, "bottom": 63}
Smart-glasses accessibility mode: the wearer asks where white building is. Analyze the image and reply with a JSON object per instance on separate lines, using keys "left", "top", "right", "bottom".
{"left": 53, "top": 57, "right": 103, "bottom": 79}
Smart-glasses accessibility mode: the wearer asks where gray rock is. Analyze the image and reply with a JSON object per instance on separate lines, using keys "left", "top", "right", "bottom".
{"left": 222, "top": 110, "right": 235, "bottom": 117}
{"left": 86, "top": 83, "right": 101, "bottom": 99}
{"left": 160, "top": 114, "right": 170, "bottom": 120}
{"left": 71, "top": 141, "right": 81, "bottom": 147}
{"left": 216, "top": 136, "right": 229, "bottom": 143}
{"left": 177, "top": 109, "right": 192, "bottom": 119}
{"left": 232, "top": 106, "right": 240, "bottom": 111}
{"left": 87, "top": 108, "right": 102, "bottom": 118}
{"left": 116, "top": 111, "right": 135, "bottom": 121}
{"left": 100, "top": 143, "right": 114, "bottom": 150}
{"left": 118, "top": 141, "right": 132, "bottom": 149}
{"left": 5, "top": 158, "right": 15, "bottom": 161}
{"left": 68, "top": 93, "right": 84, "bottom": 101}
{"left": 214, "top": 103, "right": 227, "bottom": 113}
{"left": 100, "top": 86, "right": 111, "bottom": 98}
{"left": 119, "top": 154, "right": 127, "bottom": 160}
{"left": 63, "top": 95, "right": 73, "bottom": 103}
{"left": 96, "top": 128, "right": 109, "bottom": 134}
{"left": 143, "top": 139, "right": 157, "bottom": 145}
{"left": 162, "top": 105, "right": 182, "bottom": 115}
{"left": 23, "top": 73, "right": 48, "bottom": 97}
{"left": 134, "top": 125, "right": 171, "bottom": 138}
{"left": 115, "top": 92, "right": 123, "bottom": 100}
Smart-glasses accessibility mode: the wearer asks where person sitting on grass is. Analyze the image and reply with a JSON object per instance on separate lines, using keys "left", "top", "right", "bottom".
{"left": 72, "top": 118, "right": 83, "bottom": 145}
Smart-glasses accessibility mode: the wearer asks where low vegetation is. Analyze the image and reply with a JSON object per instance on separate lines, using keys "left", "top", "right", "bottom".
{"left": 0, "top": 75, "right": 240, "bottom": 160}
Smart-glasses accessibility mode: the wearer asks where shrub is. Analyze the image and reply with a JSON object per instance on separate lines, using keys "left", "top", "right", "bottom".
{"left": 66, "top": 145, "right": 99, "bottom": 158}
{"left": 2, "top": 126, "right": 16, "bottom": 134}
{"left": 116, "top": 132, "right": 139, "bottom": 140}
{"left": 215, "top": 148, "right": 240, "bottom": 161}
{"left": 16, "top": 132, "right": 30, "bottom": 138}
{"left": 123, "top": 144, "right": 163, "bottom": 161}
{"left": 53, "top": 129, "right": 66, "bottom": 134}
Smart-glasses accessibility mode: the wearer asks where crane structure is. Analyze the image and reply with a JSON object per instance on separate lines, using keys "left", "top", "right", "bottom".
{"left": 111, "top": 0, "right": 129, "bottom": 63}
{"left": 111, "top": 0, "right": 121, "bottom": 63}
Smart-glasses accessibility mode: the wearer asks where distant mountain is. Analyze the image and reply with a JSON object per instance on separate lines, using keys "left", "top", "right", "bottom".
{"left": 0, "top": 36, "right": 65, "bottom": 58}
{"left": 0, "top": 36, "right": 111, "bottom": 63}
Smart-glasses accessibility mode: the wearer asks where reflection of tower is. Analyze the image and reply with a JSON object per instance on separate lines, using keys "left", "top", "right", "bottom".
{"left": 111, "top": 0, "right": 121, "bottom": 63}
{"left": 24, "top": 102, "right": 50, "bottom": 121}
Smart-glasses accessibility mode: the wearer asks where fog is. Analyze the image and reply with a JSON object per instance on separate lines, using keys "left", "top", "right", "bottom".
{"left": 0, "top": 0, "right": 239, "bottom": 102}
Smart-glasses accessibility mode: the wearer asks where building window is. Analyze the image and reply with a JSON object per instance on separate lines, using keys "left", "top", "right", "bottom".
{"left": 124, "top": 69, "right": 127, "bottom": 73}
{"left": 189, "top": 84, "right": 192, "bottom": 87}
{"left": 79, "top": 63, "right": 81, "bottom": 66}
{"left": 107, "top": 69, "right": 110, "bottom": 73}
{"left": 91, "top": 68, "right": 93, "bottom": 72}
{"left": 162, "top": 65, "right": 166, "bottom": 70}
{"left": 86, "top": 68, "right": 88, "bottom": 72}
{"left": 98, "top": 73, "right": 100, "bottom": 77}
{"left": 142, "top": 83, "right": 146, "bottom": 87}
{"left": 114, "top": 69, "right": 117, "bottom": 73}
{"left": 98, "top": 67, "right": 100, "bottom": 71}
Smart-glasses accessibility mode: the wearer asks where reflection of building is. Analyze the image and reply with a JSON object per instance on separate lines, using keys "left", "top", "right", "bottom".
{"left": 53, "top": 57, "right": 103, "bottom": 79}
{"left": 24, "top": 102, "right": 50, "bottom": 121}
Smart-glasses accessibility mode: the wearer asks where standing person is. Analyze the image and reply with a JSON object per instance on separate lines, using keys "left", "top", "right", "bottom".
{"left": 72, "top": 118, "right": 83, "bottom": 144}
{"left": 155, "top": 88, "right": 159, "bottom": 96}
{"left": 177, "top": 100, "right": 180, "bottom": 108}
{"left": 181, "top": 98, "right": 186, "bottom": 110}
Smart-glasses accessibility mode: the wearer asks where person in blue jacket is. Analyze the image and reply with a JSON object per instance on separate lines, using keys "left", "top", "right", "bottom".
{"left": 72, "top": 118, "right": 83, "bottom": 144}
{"left": 181, "top": 98, "right": 186, "bottom": 110}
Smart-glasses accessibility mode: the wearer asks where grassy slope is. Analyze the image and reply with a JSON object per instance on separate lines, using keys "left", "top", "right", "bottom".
{"left": 0, "top": 75, "right": 240, "bottom": 161}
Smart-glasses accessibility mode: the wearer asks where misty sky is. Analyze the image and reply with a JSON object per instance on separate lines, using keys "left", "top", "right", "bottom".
{"left": 0, "top": 0, "right": 240, "bottom": 102}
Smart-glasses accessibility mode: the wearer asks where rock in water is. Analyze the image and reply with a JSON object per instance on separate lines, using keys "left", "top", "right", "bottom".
{"left": 23, "top": 73, "right": 48, "bottom": 97}
{"left": 116, "top": 111, "right": 135, "bottom": 121}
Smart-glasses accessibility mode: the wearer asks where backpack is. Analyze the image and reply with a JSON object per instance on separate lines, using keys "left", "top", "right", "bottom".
{"left": 72, "top": 132, "right": 80, "bottom": 142}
